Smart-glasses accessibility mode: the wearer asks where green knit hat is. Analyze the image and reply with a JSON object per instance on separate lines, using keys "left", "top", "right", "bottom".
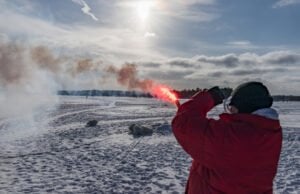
{"left": 229, "top": 82, "right": 273, "bottom": 113}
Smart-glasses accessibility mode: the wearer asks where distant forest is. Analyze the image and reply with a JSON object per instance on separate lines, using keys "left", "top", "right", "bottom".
{"left": 57, "top": 88, "right": 232, "bottom": 99}
{"left": 57, "top": 89, "right": 300, "bottom": 101}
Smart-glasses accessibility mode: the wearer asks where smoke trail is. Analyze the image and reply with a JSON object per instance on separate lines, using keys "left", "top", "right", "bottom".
{"left": 0, "top": 41, "right": 102, "bottom": 87}
{"left": 31, "top": 46, "right": 63, "bottom": 73}
{"left": 106, "top": 63, "right": 179, "bottom": 105}
{"left": 75, "top": 59, "right": 94, "bottom": 73}
{"left": 106, "top": 63, "right": 153, "bottom": 91}
{"left": 0, "top": 41, "right": 63, "bottom": 120}
{"left": 70, "top": 58, "right": 102, "bottom": 77}
{"left": 0, "top": 42, "right": 66, "bottom": 87}
{"left": 0, "top": 42, "right": 30, "bottom": 85}
{"left": 0, "top": 40, "right": 104, "bottom": 141}
{"left": 0, "top": 41, "right": 67, "bottom": 143}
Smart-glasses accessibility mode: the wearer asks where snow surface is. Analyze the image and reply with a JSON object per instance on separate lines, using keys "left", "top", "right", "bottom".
{"left": 0, "top": 96, "right": 299, "bottom": 193}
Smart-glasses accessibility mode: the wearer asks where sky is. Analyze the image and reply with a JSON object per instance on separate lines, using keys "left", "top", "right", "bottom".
{"left": 0, "top": 0, "right": 300, "bottom": 95}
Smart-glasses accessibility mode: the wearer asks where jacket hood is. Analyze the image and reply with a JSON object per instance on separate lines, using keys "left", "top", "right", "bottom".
{"left": 220, "top": 108, "right": 281, "bottom": 130}
{"left": 252, "top": 108, "right": 279, "bottom": 120}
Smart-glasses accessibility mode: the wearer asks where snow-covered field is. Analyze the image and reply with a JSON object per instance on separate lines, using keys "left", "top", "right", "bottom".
{"left": 0, "top": 96, "right": 299, "bottom": 193}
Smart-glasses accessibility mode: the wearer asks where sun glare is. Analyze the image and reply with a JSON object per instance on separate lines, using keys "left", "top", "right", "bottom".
{"left": 136, "top": 1, "right": 154, "bottom": 21}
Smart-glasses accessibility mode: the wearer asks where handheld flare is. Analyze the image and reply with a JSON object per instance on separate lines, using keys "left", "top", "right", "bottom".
{"left": 175, "top": 100, "right": 180, "bottom": 108}
{"left": 151, "top": 85, "right": 180, "bottom": 108}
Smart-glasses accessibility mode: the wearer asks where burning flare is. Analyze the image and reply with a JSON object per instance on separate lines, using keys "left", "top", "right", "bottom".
{"left": 106, "top": 63, "right": 180, "bottom": 107}
{"left": 151, "top": 85, "right": 179, "bottom": 107}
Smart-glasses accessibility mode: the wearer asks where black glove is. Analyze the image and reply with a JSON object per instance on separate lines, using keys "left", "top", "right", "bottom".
{"left": 208, "top": 86, "right": 225, "bottom": 106}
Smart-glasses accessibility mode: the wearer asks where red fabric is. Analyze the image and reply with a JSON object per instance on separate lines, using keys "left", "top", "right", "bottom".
{"left": 172, "top": 91, "right": 282, "bottom": 194}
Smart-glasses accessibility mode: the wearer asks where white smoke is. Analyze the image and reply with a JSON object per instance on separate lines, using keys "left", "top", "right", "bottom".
{"left": 0, "top": 41, "right": 62, "bottom": 141}
{"left": 0, "top": 40, "right": 105, "bottom": 119}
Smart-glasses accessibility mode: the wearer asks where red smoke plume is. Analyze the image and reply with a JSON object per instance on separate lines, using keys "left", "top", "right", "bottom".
{"left": 106, "top": 63, "right": 153, "bottom": 91}
{"left": 31, "top": 46, "right": 62, "bottom": 72}
{"left": 0, "top": 42, "right": 28, "bottom": 84}
{"left": 106, "top": 63, "right": 179, "bottom": 106}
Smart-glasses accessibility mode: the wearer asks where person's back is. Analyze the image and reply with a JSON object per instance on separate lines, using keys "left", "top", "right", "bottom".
{"left": 172, "top": 82, "right": 282, "bottom": 193}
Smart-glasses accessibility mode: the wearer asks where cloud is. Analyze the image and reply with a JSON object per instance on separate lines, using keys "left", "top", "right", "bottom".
{"left": 128, "top": 50, "right": 300, "bottom": 94}
{"left": 138, "top": 51, "right": 300, "bottom": 78}
{"left": 117, "top": 0, "right": 218, "bottom": 22}
{"left": 1, "top": 38, "right": 299, "bottom": 95}
{"left": 162, "top": 7, "right": 218, "bottom": 22}
{"left": 146, "top": 69, "right": 194, "bottom": 80}
{"left": 208, "top": 71, "right": 224, "bottom": 77}
{"left": 229, "top": 68, "right": 287, "bottom": 76}
{"left": 226, "top": 41, "right": 255, "bottom": 49}
{"left": 197, "top": 54, "right": 239, "bottom": 68}
{"left": 0, "top": 10, "right": 67, "bottom": 37}
{"left": 136, "top": 57, "right": 202, "bottom": 70}
{"left": 170, "top": 0, "right": 218, "bottom": 22}
{"left": 273, "top": 0, "right": 300, "bottom": 8}
{"left": 167, "top": 58, "right": 201, "bottom": 68}
{"left": 0, "top": 9, "right": 166, "bottom": 64}
{"left": 261, "top": 51, "right": 300, "bottom": 65}
{"left": 192, "top": 51, "right": 300, "bottom": 68}
{"left": 139, "top": 62, "right": 162, "bottom": 68}
{"left": 71, "top": 0, "right": 99, "bottom": 21}
{"left": 177, "top": 0, "right": 216, "bottom": 5}
{"left": 144, "top": 32, "right": 156, "bottom": 38}
{"left": 227, "top": 41, "right": 252, "bottom": 46}
{"left": 0, "top": 1, "right": 299, "bottom": 94}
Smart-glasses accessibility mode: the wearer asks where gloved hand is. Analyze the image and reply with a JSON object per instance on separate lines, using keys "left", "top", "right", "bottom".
{"left": 208, "top": 86, "right": 225, "bottom": 106}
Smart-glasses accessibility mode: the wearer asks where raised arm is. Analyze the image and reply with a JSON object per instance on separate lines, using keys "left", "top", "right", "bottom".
{"left": 172, "top": 87, "right": 226, "bottom": 168}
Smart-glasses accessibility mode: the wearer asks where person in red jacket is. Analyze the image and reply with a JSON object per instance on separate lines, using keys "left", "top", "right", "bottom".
{"left": 172, "top": 82, "right": 282, "bottom": 194}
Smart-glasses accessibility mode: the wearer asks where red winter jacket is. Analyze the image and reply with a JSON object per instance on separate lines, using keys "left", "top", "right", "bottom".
{"left": 172, "top": 91, "right": 282, "bottom": 194}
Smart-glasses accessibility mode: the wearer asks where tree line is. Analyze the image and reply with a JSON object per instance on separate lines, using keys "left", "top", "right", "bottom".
{"left": 173, "top": 88, "right": 233, "bottom": 99}
{"left": 58, "top": 89, "right": 300, "bottom": 101}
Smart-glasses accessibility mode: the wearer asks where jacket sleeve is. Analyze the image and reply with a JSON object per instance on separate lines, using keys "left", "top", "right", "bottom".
{"left": 172, "top": 91, "right": 226, "bottom": 168}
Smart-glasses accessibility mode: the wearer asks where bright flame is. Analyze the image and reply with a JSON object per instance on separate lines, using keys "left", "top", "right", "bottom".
{"left": 151, "top": 85, "right": 178, "bottom": 105}
{"left": 159, "top": 87, "right": 177, "bottom": 102}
